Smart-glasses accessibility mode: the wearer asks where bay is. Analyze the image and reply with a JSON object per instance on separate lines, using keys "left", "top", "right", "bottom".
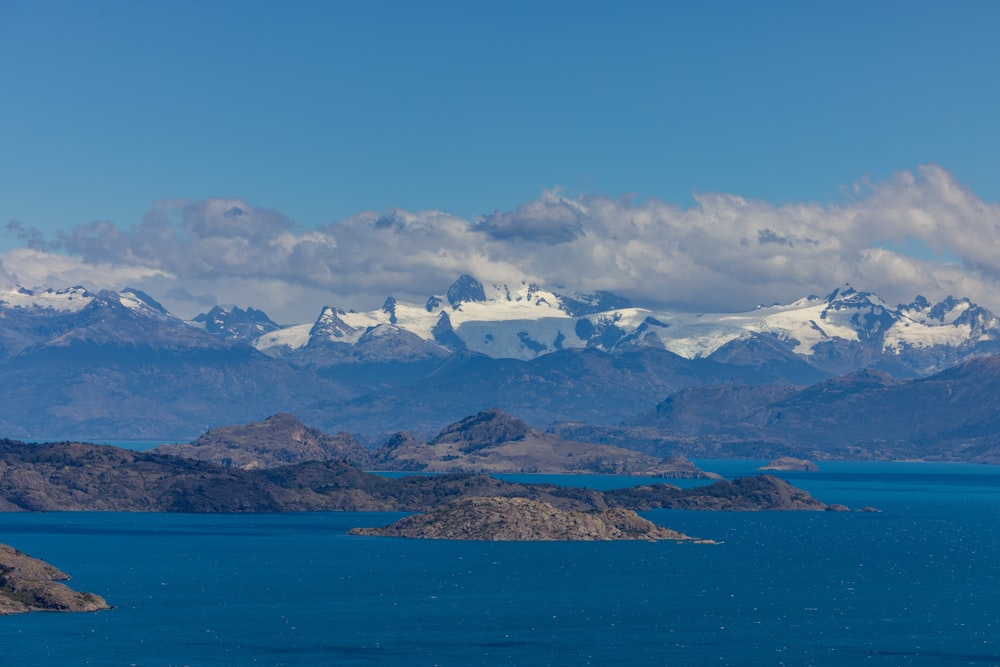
{"left": 2, "top": 463, "right": 999, "bottom": 666}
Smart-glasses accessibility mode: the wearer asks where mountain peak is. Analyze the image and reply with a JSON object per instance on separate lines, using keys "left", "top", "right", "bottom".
{"left": 0, "top": 285, "right": 94, "bottom": 312}
{"left": 308, "top": 306, "right": 356, "bottom": 341}
{"left": 120, "top": 287, "right": 169, "bottom": 315}
{"left": 825, "top": 284, "right": 859, "bottom": 303}
{"left": 446, "top": 274, "right": 487, "bottom": 308}
{"left": 192, "top": 304, "right": 280, "bottom": 342}
{"left": 431, "top": 407, "right": 533, "bottom": 450}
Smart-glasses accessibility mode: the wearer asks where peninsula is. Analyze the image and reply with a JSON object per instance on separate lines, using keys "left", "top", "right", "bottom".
{"left": 0, "top": 544, "right": 110, "bottom": 615}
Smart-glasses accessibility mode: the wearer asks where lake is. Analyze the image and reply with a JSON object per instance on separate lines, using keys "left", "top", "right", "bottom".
{"left": 2, "top": 461, "right": 999, "bottom": 665}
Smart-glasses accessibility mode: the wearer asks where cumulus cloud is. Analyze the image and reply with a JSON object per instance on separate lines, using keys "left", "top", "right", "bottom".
{"left": 476, "top": 189, "right": 587, "bottom": 244}
{"left": 3, "top": 164, "right": 1000, "bottom": 322}
{"left": 0, "top": 248, "right": 171, "bottom": 293}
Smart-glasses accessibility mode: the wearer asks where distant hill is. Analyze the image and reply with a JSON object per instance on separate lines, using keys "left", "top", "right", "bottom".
{"left": 0, "top": 439, "right": 829, "bottom": 513}
{"left": 578, "top": 355, "right": 1000, "bottom": 462}
{"left": 156, "top": 410, "right": 719, "bottom": 477}
{"left": 153, "top": 413, "right": 372, "bottom": 469}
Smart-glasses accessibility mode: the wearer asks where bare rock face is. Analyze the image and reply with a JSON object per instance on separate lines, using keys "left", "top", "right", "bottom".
{"left": 0, "top": 544, "right": 110, "bottom": 615}
{"left": 349, "top": 496, "right": 712, "bottom": 542}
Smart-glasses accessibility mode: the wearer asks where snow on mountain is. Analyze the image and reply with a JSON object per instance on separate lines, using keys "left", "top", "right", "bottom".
{"left": 5, "top": 277, "right": 998, "bottom": 376}
{"left": 252, "top": 278, "right": 1000, "bottom": 370}
{"left": 0, "top": 285, "right": 95, "bottom": 312}
{"left": 255, "top": 276, "right": 579, "bottom": 358}
{"left": 256, "top": 322, "right": 313, "bottom": 350}
{"left": 0, "top": 285, "right": 223, "bottom": 354}
{"left": 881, "top": 295, "right": 998, "bottom": 352}
{"left": 0, "top": 285, "right": 175, "bottom": 319}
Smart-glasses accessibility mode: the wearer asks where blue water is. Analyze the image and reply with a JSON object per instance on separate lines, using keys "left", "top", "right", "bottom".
{"left": 3, "top": 463, "right": 1000, "bottom": 666}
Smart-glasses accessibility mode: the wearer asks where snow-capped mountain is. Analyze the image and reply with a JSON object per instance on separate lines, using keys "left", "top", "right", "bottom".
{"left": 0, "top": 284, "right": 227, "bottom": 358}
{"left": 250, "top": 277, "right": 1000, "bottom": 375}
{"left": 190, "top": 305, "right": 281, "bottom": 343}
{"left": 4, "top": 278, "right": 998, "bottom": 376}
{"left": 2, "top": 277, "right": 1000, "bottom": 441}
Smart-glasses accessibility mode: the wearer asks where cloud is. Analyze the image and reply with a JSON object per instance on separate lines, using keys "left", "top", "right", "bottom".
{"left": 5, "top": 220, "right": 53, "bottom": 251}
{"left": 475, "top": 189, "right": 586, "bottom": 244}
{"left": 3, "top": 164, "right": 1000, "bottom": 322}
{"left": 0, "top": 248, "right": 171, "bottom": 293}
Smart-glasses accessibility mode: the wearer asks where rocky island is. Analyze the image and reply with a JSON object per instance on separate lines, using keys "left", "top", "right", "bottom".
{"left": 0, "top": 544, "right": 110, "bottom": 615}
{"left": 349, "top": 496, "right": 714, "bottom": 542}
{"left": 758, "top": 457, "right": 819, "bottom": 472}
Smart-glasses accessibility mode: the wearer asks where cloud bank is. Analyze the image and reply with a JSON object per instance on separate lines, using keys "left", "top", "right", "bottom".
{"left": 3, "top": 165, "right": 998, "bottom": 324}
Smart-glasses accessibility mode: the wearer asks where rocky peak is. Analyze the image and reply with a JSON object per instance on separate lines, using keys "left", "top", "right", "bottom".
{"left": 308, "top": 306, "right": 357, "bottom": 341}
{"left": 446, "top": 274, "right": 486, "bottom": 308}
{"left": 431, "top": 311, "right": 465, "bottom": 351}
{"left": 557, "top": 290, "right": 632, "bottom": 316}
{"left": 431, "top": 408, "right": 532, "bottom": 451}
{"left": 425, "top": 295, "right": 443, "bottom": 312}
{"left": 120, "top": 287, "right": 170, "bottom": 315}
{"left": 381, "top": 296, "right": 398, "bottom": 324}
{"left": 194, "top": 305, "right": 279, "bottom": 342}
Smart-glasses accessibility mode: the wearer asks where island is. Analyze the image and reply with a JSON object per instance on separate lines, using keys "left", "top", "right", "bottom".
{"left": 0, "top": 544, "right": 110, "bottom": 615}
{"left": 758, "top": 457, "right": 819, "bottom": 472}
{"left": 349, "top": 496, "right": 716, "bottom": 542}
{"left": 0, "top": 438, "right": 832, "bottom": 513}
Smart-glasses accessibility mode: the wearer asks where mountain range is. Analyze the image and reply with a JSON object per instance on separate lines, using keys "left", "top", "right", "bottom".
{"left": 1, "top": 277, "right": 999, "bottom": 461}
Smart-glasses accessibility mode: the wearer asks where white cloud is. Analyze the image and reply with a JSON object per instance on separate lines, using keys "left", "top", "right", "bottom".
{"left": 3, "top": 164, "right": 1000, "bottom": 322}
{"left": 0, "top": 248, "right": 171, "bottom": 293}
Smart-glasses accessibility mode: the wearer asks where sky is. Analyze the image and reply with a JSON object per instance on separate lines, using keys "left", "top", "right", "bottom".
{"left": 2, "top": 0, "right": 1000, "bottom": 323}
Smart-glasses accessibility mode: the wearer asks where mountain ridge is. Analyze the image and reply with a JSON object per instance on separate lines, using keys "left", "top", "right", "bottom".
{"left": 3, "top": 277, "right": 1000, "bottom": 446}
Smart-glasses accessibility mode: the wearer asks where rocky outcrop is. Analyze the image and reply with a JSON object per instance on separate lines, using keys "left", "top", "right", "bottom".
{"left": 153, "top": 413, "right": 371, "bottom": 469}
{"left": 758, "top": 457, "right": 819, "bottom": 471}
{"left": 349, "top": 496, "right": 711, "bottom": 542}
{"left": 0, "top": 544, "right": 110, "bottom": 615}
{"left": 372, "top": 408, "right": 721, "bottom": 477}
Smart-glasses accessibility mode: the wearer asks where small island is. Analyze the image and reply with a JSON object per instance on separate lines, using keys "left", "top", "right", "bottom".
{"left": 758, "top": 457, "right": 819, "bottom": 472}
{"left": 0, "top": 544, "right": 110, "bottom": 615}
{"left": 349, "top": 496, "right": 715, "bottom": 542}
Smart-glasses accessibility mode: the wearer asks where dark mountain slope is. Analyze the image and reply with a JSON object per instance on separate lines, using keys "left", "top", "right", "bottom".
{"left": 0, "top": 345, "right": 353, "bottom": 441}
{"left": 311, "top": 346, "right": 797, "bottom": 439}
{"left": 621, "top": 355, "right": 1000, "bottom": 461}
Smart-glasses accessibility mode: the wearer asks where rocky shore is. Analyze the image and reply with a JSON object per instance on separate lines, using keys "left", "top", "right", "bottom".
{"left": 0, "top": 544, "right": 110, "bottom": 615}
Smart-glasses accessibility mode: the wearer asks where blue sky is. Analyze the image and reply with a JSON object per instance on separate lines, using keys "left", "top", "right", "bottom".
{"left": 2, "top": 1, "right": 1000, "bottom": 320}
